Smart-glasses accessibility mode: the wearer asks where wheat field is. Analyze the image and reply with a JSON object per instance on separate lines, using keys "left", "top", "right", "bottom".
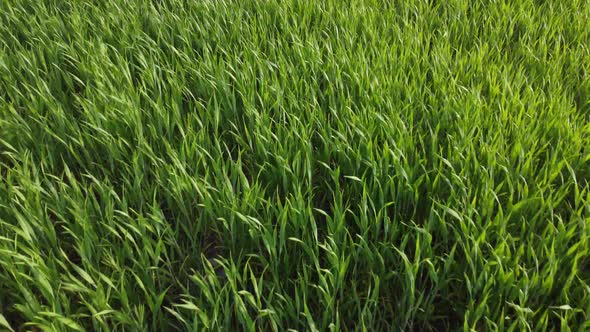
{"left": 1, "top": 0, "right": 590, "bottom": 330}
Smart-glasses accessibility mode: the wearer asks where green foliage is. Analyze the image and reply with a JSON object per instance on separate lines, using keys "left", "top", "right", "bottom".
{"left": 1, "top": 0, "right": 590, "bottom": 330}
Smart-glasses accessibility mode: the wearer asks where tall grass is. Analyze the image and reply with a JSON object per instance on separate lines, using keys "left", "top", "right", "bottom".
{"left": 1, "top": 0, "right": 589, "bottom": 330}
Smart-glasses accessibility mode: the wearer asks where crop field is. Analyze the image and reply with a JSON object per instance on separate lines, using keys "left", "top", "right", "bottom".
{"left": 1, "top": 0, "right": 590, "bottom": 331}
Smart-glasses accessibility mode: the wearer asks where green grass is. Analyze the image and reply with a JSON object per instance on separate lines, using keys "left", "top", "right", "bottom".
{"left": 1, "top": 0, "right": 589, "bottom": 330}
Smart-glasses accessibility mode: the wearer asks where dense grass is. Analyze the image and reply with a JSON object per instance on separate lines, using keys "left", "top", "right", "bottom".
{"left": 1, "top": 0, "right": 589, "bottom": 330}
